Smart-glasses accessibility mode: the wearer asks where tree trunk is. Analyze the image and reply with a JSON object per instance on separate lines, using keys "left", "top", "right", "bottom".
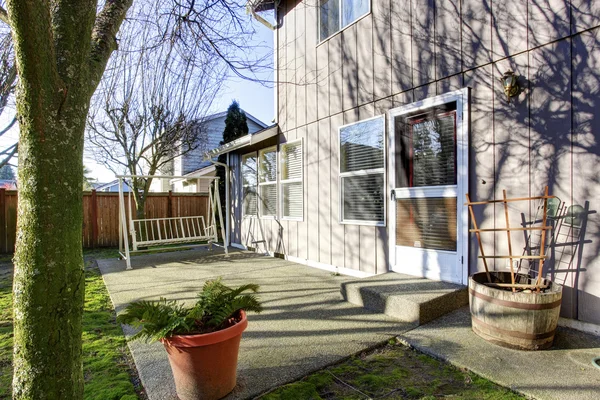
{"left": 12, "top": 99, "right": 88, "bottom": 399}
{"left": 6, "top": 0, "right": 131, "bottom": 398}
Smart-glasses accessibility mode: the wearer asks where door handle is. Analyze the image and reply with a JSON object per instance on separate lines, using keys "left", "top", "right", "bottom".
{"left": 391, "top": 189, "right": 396, "bottom": 201}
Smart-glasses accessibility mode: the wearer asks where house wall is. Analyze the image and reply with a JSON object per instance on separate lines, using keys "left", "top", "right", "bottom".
{"left": 239, "top": 0, "right": 600, "bottom": 324}
{"left": 183, "top": 115, "right": 266, "bottom": 175}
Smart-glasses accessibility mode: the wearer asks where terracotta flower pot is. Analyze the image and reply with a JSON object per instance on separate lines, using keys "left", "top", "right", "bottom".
{"left": 161, "top": 311, "right": 248, "bottom": 400}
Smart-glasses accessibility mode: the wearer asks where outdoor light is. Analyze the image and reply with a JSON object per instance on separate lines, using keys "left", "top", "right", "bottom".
{"left": 500, "top": 69, "right": 520, "bottom": 102}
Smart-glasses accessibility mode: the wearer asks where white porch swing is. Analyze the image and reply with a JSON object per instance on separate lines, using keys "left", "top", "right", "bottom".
{"left": 117, "top": 175, "right": 227, "bottom": 270}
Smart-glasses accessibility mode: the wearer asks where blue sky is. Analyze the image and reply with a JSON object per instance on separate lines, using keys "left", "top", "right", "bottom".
{"left": 0, "top": 16, "right": 275, "bottom": 183}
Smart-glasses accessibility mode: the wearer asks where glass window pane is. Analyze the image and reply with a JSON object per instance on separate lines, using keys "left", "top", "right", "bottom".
{"left": 342, "top": 0, "right": 369, "bottom": 27}
{"left": 259, "top": 149, "right": 277, "bottom": 183}
{"left": 282, "top": 142, "right": 302, "bottom": 181}
{"left": 340, "top": 116, "right": 384, "bottom": 173}
{"left": 283, "top": 181, "right": 303, "bottom": 218}
{"left": 409, "top": 113, "right": 456, "bottom": 187}
{"left": 342, "top": 174, "right": 384, "bottom": 222}
{"left": 396, "top": 197, "right": 457, "bottom": 251}
{"left": 242, "top": 155, "right": 257, "bottom": 186}
{"left": 319, "top": 0, "right": 340, "bottom": 41}
{"left": 243, "top": 187, "right": 257, "bottom": 216}
{"left": 260, "top": 184, "right": 277, "bottom": 216}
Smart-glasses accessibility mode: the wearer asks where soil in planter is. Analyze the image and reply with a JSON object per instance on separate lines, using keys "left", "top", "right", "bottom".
{"left": 482, "top": 272, "right": 555, "bottom": 294}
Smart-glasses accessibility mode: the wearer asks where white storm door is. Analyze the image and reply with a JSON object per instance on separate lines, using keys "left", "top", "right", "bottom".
{"left": 388, "top": 89, "right": 469, "bottom": 285}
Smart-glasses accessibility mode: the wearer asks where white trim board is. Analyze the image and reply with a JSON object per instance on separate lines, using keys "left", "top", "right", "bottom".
{"left": 558, "top": 317, "right": 600, "bottom": 337}
{"left": 285, "top": 255, "right": 375, "bottom": 279}
{"left": 387, "top": 88, "right": 470, "bottom": 285}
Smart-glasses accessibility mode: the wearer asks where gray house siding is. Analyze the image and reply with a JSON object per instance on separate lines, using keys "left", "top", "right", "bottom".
{"left": 237, "top": 0, "right": 600, "bottom": 324}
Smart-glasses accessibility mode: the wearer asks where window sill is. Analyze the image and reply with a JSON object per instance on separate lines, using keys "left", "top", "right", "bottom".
{"left": 339, "top": 220, "right": 386, "bottom": 227}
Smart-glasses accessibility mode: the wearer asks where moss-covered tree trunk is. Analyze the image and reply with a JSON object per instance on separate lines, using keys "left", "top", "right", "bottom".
{"left": 5, "top": 0, "right": 131, "bottom": 398}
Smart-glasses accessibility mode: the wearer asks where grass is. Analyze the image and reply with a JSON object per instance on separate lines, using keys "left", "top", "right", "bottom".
{"left": 0, "top": 248, "right": 143, "bottom": 400}
{"left": 261, "top": 339, "right": 525, "bottom": 400}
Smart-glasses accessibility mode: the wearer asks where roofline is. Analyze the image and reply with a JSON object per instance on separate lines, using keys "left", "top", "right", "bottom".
{"left": 201, "top": 109, "right": 268, "bottom": 128}
{"left": 203, "top": 124, "right": 279, "bottom": 160}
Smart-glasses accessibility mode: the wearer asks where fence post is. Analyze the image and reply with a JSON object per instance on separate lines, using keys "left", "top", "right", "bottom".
{"left": 91, "top": 189, "right": 98, "bottom": 248}
{"left": 0, "top": 188, "right": 5, "bottom": 253}
{"left": 168, "top": 190, "right": 173, "bottom": 218}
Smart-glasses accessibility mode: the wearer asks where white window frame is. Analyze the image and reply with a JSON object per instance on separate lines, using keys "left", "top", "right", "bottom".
{"left": 241, "top": 151, "right": 258, "bottom": 219}
{"left": 258, "top": 146, "right": 278, "bottom": 219}
{"left": 279, "top": 139, "right": 304, "bottom": 221}
{"left": 338, "top": 114, "right": 386, "bottom": 227}
{"left": 317, "top": 0, "right": 372, "bottom": 44}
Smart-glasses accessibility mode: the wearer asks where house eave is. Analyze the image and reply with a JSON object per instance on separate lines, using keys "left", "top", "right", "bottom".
{"left": 202, "top": 124, "right": 279, "bottom": 160}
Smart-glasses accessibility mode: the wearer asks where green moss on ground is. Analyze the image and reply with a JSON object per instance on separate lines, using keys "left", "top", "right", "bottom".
{"left": 0, "top": 250, "right": 142, "bottom": 399}
{"left": 262, "top": 340, "right": 524, "bottom": 400}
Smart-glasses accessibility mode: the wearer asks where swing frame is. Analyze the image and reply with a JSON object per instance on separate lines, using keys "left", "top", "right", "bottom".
{"left": 117, "top": 174, "right": 227, "bottom": 270}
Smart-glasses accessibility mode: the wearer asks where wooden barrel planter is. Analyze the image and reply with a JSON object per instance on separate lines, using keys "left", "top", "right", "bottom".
{"left": 469, "top": 271, "right": 563, "bottom": 350}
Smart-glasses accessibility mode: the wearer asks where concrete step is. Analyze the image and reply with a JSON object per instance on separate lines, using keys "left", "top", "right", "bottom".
{"left": 341, "top": 273, "right": 468, "bottom": 326}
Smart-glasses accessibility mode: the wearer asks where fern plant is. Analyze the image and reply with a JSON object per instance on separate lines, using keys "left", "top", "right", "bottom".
{"left": 117, "top": 278, "right": 262, "bottom": 342}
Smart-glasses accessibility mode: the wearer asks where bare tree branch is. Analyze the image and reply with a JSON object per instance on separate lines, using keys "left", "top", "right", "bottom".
{"left": 88, "top": 0, "right": 133, "bottom": 94}
{"left": 0, "top": 6, "right": 9, "bottom": 26}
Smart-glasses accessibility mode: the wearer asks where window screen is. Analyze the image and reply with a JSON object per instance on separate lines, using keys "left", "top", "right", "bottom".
{"left": 259, "top": 147, "right": 277, "bottom": 217}
{"left": 339, "top": 116, "right": 385, "bottom": 225}
{"left": 281, "top": 141, "right": 303, "bottom": 219}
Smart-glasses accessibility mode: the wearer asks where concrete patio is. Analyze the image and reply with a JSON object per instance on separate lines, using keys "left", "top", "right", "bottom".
{"left": 399, "top": 307, "right": 600, "bottom": 400}
{"left": 98, "top": 248, "right": 415, "bottom": 399}
{"left": 99, "top": 248, "right": 600, "bottom": 400}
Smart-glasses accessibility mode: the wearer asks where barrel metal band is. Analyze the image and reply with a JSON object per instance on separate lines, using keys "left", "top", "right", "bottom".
{"left": 469, "top": 287, "right": 562, "bottom": 310}
{"left": 471, "top": 316, "right": 556, "bottom": 340}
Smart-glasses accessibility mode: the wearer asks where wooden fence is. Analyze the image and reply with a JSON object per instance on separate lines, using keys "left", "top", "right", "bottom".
{"left": 0, "top": 189, "right": 209, "bottom": 253}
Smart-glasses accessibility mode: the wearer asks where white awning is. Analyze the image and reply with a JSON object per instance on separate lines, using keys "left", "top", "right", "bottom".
{"left": 202, "top": 124, "right": 279, "bottom": 161}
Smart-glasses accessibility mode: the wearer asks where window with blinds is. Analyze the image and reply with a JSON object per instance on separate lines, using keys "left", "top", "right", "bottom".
{"left": 258, "top": 147, "right": 277, "bottom": 217}
{"left": 339, "top": 116, "right": 385, "bottom": 225}
{"left": 242, "top": 153, "right": 258, "bottom": 217}
{"left": 281, "top": 140, "right": 303, "bottom": 219}
{"left": 396, "top": 197, "right": 457, "bottom": 251}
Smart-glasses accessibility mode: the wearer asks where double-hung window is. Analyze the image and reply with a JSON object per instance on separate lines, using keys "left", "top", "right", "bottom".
{"left": 242, "top": 153, "right": 258, "bottom": 217}
{"left": 319, "top": 0, "right": 370, "bottom": 42}
{"left": 258, "top": 146, "right": 278, "bottom": 217}
{"left": 280, "top": 140, "right": 303, "bottom": 220}
{"left": 339, "top": 115, "right": 385, "bottom": 225}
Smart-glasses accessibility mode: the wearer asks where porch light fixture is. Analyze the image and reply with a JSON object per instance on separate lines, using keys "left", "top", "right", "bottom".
{"left": 500, "top": 69, "right": 520, "bottom": 102}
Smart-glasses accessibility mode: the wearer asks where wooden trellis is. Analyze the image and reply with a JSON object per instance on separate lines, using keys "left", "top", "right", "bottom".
{"left": 465, "top": 186, "right": 555, "bottom": 292}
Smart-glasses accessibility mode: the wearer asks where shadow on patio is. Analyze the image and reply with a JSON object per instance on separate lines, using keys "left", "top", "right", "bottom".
{"left": 98, "top": 248, "right": 413, "bottom": 400}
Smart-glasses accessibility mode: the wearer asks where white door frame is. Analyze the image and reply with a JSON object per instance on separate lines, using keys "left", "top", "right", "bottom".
{"left": 387, "top": 88, "right": 470, "bottom": 285}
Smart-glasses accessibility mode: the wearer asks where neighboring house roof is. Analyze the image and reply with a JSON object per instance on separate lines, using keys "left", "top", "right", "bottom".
{"left": 201, "top": 110, "right": 268, "bottom": 130}
{"left": 203, "top": 124, "right": 279, "bottom": 160}
{"left": 95, "top": 179, "right": 131, "bottom": 192}
{"left": 176, "top": 109, "right": 269, "bottom": 176}
{"left": 169, "top": 164, "right": 216, "bottom": 185}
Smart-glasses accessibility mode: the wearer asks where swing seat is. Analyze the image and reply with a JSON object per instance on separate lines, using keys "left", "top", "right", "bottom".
{"left": 132, "top": 215, "right": 215, "bottom": 248}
